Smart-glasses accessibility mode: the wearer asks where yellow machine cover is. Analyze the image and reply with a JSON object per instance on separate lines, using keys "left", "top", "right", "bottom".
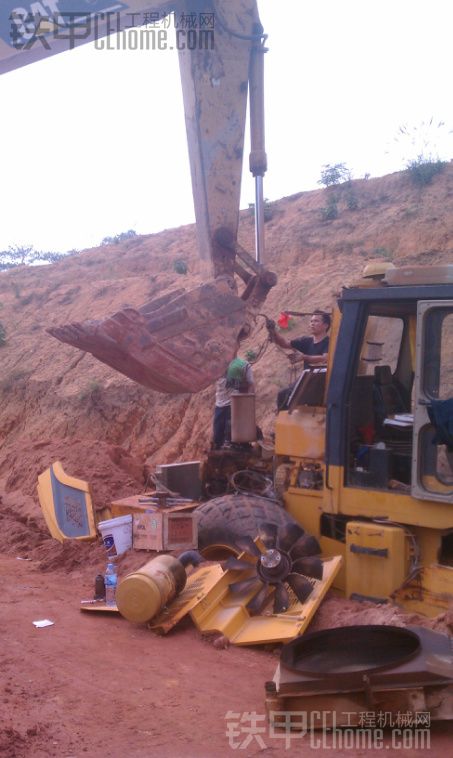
{"left": 37, "top": 461, "right": 96, "bottom": 542}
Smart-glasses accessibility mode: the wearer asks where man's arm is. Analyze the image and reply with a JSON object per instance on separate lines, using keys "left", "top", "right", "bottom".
{"left": 301, "top": 353, "right": 328, "bottom": 366}
{"left": 268, "top": 329, "right": 293, "bottom": 350}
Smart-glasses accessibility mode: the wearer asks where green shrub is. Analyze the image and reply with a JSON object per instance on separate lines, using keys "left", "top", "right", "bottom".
{"left": 78, "top": 380, "right": 102, "bottom": 400}
{"left": 245, "top": 349, "right": 257, "bottom": 362}
{"left": 320, "top": 196, "right": 338, "bottom": 221}
{"left": 101, "top": 230, "right": 137, "bottom": 246}
{"left": 0, "top": 322, "right": 6, "bottom": 346}
{"left": 173, "top": 259, "right": 188, "bottom": 275}
{"left": 406, "top": 156, "right": 447, "bottom": 186}
{"left": 345, "top": 190, "right": 359, "bottom": 210}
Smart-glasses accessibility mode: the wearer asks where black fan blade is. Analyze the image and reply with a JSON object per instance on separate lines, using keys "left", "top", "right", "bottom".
{"left": 277, "top": 523, "right": 305, "bottom": 553}
{"left": 291, "top": 556, "right": 324, "bottom": 580}
{"left": 229, "top": 576, "right": 261, "bottom": 594}
{"left": 289, "top": 535, "right": 321, "bottom": 560}
{"left": 247, "top": 582, "right": 273, "bottom": 615}
{"left": 258, "top": 522, "right": 278, "bottom": 549}
{"left": 273, "top": 583, "right": 290, "bottom": 613}
{"left": 234, "top": 536, "right": 262, "bottom": 557}
{"left": 223, "top": 557, "right": 255, "bottom": 571}
{"left": 286, "top": 573, "right": 314, "bottom": 603}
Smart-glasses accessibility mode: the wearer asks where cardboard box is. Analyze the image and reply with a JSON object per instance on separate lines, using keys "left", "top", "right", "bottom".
{"left": 133, "top": 511, "right": 198, "bottom": 551}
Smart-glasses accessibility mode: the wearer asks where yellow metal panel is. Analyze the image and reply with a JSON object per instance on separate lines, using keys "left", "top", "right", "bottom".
{"left": 395, "top": 564, "right": 453, "bottom": 617}
{"left": 284, "top": 489, "right": 323, "bottom": 537}
{"left": 148, "top": 564, "right": 224, "bottom": 634}
{"left": 326, "top": 463, "right": 453, "bottom": 530}
{"left": 345, "top": 521, "right": 408, "bottom": 600}
{"left": 411, "top": 526, "right": 443, "bottom": 564}
{"left": 37, "top": 461, "right": 96, "bottom": 542}
{"left": 275, "top": 407, "right": 326, "bottom": 459}
{"left": 319, "top": 536, "right": 346, "bottom": 592}
{"left": 189, "top": 556, "right": 342, "bottom": 646}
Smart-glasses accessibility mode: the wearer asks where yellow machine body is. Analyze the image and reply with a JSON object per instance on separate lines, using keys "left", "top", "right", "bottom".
{"left": 345, "top": 521, "right": 408, "bottom": 601}
{"left": 274, "top": 270, "right": 453, "bottom": 617}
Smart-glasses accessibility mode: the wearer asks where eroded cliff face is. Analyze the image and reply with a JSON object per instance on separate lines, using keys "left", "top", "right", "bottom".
{"left": 1, "top": 166, "right": 453, "bottom": 525}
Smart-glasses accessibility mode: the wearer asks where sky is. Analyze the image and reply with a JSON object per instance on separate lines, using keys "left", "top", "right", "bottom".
{"left": 1, "top": 0, "right": 453, "bottom": 253}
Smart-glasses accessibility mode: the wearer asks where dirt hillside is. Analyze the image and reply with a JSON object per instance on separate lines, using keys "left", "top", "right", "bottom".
{"left": 1, "top": 166, "right": 453, "bottom": 550}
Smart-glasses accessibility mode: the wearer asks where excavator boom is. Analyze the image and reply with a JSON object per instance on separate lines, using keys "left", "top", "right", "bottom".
{"left": 1, "top": 1, "right": 276, "bottom": 393}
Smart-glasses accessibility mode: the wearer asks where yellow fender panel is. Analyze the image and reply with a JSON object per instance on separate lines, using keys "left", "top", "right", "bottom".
{"left": 37, "top": 461, "right": 96, "bottom": 543}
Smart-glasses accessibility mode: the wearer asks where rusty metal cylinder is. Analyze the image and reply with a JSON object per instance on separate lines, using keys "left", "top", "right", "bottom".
{"left": 231, "top": 393, "right": 256, "bottom": 442}
{"left": 115, "top": 554, "right": 187, "bottom": 624}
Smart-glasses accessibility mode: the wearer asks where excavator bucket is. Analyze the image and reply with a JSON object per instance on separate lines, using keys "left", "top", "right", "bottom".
{"left": 47, "top": 278, "right": 247, "bottom": 394}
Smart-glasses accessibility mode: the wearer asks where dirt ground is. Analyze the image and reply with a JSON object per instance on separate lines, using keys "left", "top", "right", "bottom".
{"left": 2, "top": 544, "right": 452, "bottom": 758}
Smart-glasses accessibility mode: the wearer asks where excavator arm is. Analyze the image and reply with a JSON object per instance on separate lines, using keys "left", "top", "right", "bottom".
{"left": 0, "top": 1, "right": 276, "bottom": 393}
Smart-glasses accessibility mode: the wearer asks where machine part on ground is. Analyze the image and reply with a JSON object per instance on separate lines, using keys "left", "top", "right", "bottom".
{"left": 196, "top": 493, "right": 296, "bottom": 560}
{"left": 132, "top": 509, "right": 198, "bottom": 552}
{"left": 115, "top": 551, "right": 202, "bottom": 624}
{"left": 148, "top": 563, "right": 224, "bottom": 635}
{"left": 225, "top": 522, "right": 323, "bottom": 615}
{"left": 189, "top": 554, "right": 342, "bottom": 646}
{"left": 267, "top": 625, "right": 453, "bottom": 727}
{"left": 155, "top": 461, "right": 202, "bottom": 500}
{"left": 281, "top": 625, "right": 421, "bottom": 680}
{"left": 37, "top": 461, "right": 96, "bottom": 542}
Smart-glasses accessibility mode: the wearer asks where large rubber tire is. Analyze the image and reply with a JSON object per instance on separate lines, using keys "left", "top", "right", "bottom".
{"left": 196, "top": 493, "right": 297, "bottom": 560}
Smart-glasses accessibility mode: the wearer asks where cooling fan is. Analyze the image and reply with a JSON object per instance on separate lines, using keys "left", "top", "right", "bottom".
{"left": 223, "top": 523, "right": 323, "bottom": 616}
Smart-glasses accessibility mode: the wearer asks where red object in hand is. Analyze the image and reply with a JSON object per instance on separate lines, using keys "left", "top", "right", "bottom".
{"left": 277, "top": 312, "right": 290, "bottom": 329}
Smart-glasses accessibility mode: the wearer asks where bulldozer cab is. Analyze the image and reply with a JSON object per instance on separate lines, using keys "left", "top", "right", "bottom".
{"left": 331, "top": 285, "right": 453, "bottom": 503}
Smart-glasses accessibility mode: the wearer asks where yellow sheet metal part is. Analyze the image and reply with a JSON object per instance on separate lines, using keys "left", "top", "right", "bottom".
{"left": 148, "top": 563, "right": 224, "bottom": 634}
{"left": 189, "top": 556, "right": 342, "bottom": 646}
{"left": 37, "top": 461, "right": 97, "bottom": 542}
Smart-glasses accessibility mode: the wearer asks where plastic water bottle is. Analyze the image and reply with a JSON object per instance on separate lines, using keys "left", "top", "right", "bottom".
{"left": 104, "top": 561, "right": 118, "bottom": 607}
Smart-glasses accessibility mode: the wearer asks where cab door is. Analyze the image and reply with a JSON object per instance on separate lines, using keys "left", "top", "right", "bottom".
{"left": 412, "top": 301, "right": 453, "bottom": 502}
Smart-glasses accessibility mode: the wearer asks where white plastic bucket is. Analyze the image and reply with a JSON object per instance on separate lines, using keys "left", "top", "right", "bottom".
{"left": 98, "top": 515, "right": 132, "bottom": 557}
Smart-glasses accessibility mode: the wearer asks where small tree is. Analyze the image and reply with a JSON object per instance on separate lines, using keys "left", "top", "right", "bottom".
{"left": 0, "top": 322, "right": 6, "bottom": 346}
{"left": 0, "top": 245, "right": 64, "bottom": 270}
{"left": 318, "top": 163, "right": 351, "bottom": 188}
